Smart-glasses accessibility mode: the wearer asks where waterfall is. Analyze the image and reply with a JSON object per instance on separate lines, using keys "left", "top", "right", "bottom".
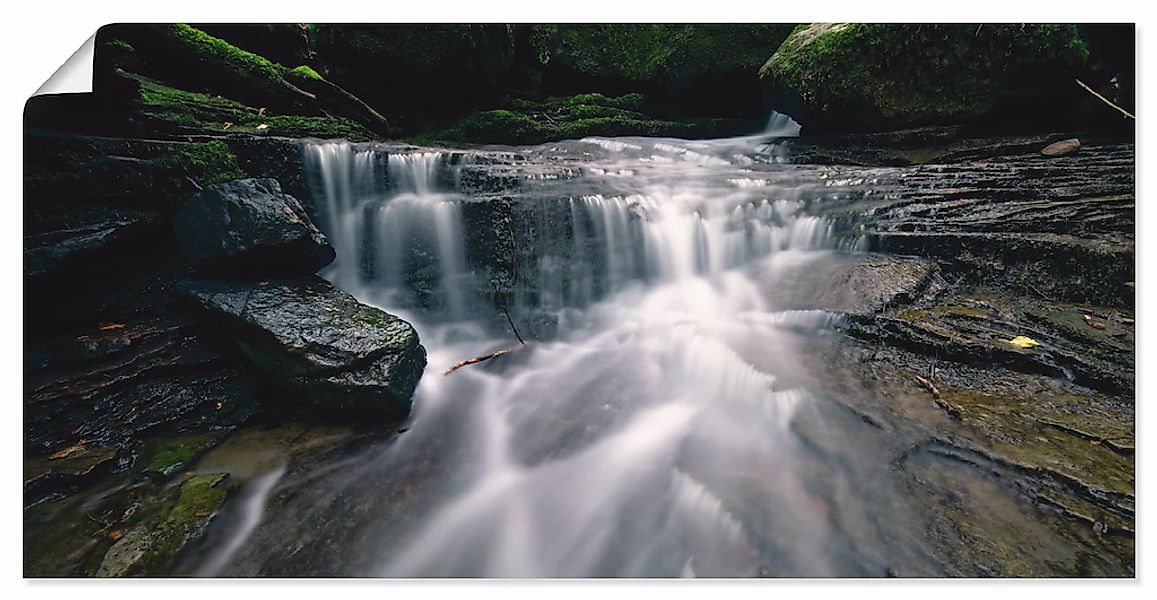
{"left": 304, "top": 140, "right": 835, "bottom": 325}
{"left": 304, "top": 144, "right": 470, "bottom": 319}
{"left": 267, "top": 135, "right": 873, "bottom": 577}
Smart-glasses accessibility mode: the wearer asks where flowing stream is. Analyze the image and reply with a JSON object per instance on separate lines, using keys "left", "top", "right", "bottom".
{"left": 201, "top": 120, "right": 947, "bottom": 577}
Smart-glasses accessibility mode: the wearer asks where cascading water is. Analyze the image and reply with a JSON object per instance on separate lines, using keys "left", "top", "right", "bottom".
{"left": 200, "top": 127, "right": 937, "bottom": 577}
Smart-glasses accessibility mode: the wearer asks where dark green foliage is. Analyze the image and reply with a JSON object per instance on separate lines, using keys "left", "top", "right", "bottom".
{"left": 309, "top": 24, "right": 518, "bottom": 116}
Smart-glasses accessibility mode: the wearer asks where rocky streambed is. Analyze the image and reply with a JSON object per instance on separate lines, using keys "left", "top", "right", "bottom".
{"left": 23, "top": 126, "right": 1134, "bottom": 577}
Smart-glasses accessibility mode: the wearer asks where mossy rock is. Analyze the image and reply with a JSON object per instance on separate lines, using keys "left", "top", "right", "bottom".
{"left": 760, "top": 23, "right": 1090, "bottom": 132}
{"left": 96, "top": 472, "right": 235, "bottom": 577}
{"left": 420, "top": 91, "right": 759, "bottom": 145}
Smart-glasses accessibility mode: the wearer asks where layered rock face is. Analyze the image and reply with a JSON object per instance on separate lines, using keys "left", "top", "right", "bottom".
{"left": 172, "top": 178, "right": 427, "bottom": 420}
{"left": 24, "top": 136, "right": 426, "bottom": 481}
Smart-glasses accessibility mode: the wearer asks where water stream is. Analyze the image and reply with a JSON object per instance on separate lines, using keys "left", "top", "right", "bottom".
{"left": 201, "top": 121, "right": 943, "bottom": 577}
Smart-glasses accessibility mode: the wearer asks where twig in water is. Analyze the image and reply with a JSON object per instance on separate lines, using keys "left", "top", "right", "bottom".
{"left": 491, "top": 281, "right": 526, "bottom": 345}
{"left": 914, "top": 374, "right": 940, "bottom": 399}
{"left": 915, "top": 374, "right": 962, "bottom": 419}
{"left": 443, "top": 344, "right": 530, "bottom": 375}
{"left": 1076, "top": 78, "right": 1136, "bottom": 120}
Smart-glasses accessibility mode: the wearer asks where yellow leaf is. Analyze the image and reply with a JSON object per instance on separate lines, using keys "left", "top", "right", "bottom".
{"left": 1007, "top": 335, "right": 1040, "bottom": 349}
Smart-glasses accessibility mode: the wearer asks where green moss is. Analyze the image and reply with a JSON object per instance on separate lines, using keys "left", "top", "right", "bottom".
{"left": 168, "top": 23, "right": 287, "bottom": 82}
{"left": 143, "top": 431, "right": 228, "bottom": 476}
{"left": 424, "top": 90, "right": 716, "bottom": 145}
{"left": 135, "top": 78, "right": 374, "bottom": 140}
{"left": 97, "top": 473, "right": 235, "bottom": 576}
{"left": 763, "top": 23, "right": 1090, "bottom": 130}
{"left": 165, "top": 473, "right": 232, "bottom": 530}
{"left": 351, "top": 309, "right": 420, "bottom": 350}
{"left": 258, "top": 115, "right": 374, "bottom": 139}
{"left": 104, "top": 39, "right": 134, "bottom": 53}
{"left": 137, "top": 79, "right": 257, "bottom": 128}
{"left": 289, "top": 65, "right": 323, "bottom": 80}
{"left": 166, "top": 141, "right": 246, "bottom": 186}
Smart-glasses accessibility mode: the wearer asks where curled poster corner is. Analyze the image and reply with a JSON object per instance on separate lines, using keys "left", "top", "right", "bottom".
{"left": 33, "top": 33, "right": 95, "bottom": 97}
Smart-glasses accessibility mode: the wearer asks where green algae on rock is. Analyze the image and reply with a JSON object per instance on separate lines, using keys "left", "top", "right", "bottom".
{"left": 97, "top": 473, "right": 234, "bottom": 577}
{"left": 143, "top": 431, "right": 230, "bottom": 477}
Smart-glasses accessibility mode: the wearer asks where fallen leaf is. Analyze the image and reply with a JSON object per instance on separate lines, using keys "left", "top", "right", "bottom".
{"left": 256, "top": 123, "right": 269, "bottom": 130}
{"left": 1007, "top": 335, "right": 1041, "bottom": 349}
{"left": 222, "top": 121, "right": 233, "bottom": 130}
{"left": 215, "top": 402, "right": 223, "bottom": 411}
{"left": 108, "top": 529, "right": 125, "bottom": 541}
{"left": 281, "top": 204, "right": 302, "bottom": 223}
{"left": 1082, "top": 314, "right": 1106, "bottom": 330}
{"left": 48, "top": 441, "right": 88, "bottom": 460}
{"left": 194, "top": 511, "right": 212, "bottom": 518}
{"left": 1041, "top": 138, "right": 1080, "bottom": 157}
{"left": 819, "top": 173, "right": 829, "bottom": 180}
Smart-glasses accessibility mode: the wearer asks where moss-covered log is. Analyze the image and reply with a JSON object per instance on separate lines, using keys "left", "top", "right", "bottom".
{"left": 96, "top": 24, "right": 389, "bottom": 136}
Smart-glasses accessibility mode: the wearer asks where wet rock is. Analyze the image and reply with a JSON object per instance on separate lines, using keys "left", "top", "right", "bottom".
{"left": 24, "top": 444, "right": 120, "bottom": 506}
{"left": 757, "top": 254, "right": 940, "bottom": 316}
{"left": 810, "top": 141, "right": 1135, "bottom": 308}
{"left": 1042, "top": 138, "right": 1081, "bottom": 156}
{"left": 96, "top": 472, "right": 234, "bottom": 577}
{"left": 140, "top": 431, "right": 230, "bottom": 478}
{"left": 23, "top": 210, "right": 159, "bottom": 278}
{"left": 181, "top": 276, "right": 426, "bottom": 420}
{"left": 845, "top": 291, "right": 1134, "bottom": 396}
{"left": 173, "top": 178, "right": 335, "bottom": 278}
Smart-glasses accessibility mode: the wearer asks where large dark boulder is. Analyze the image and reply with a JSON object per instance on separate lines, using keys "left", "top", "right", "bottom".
{"left": 759, "top": 24, "right": 1090, "bottom": 132}
{"left": 173, "top": 178, "right": 334, "bottom": 278}
{"left": 181, "top": 277, "right": 427, "bottom": 420}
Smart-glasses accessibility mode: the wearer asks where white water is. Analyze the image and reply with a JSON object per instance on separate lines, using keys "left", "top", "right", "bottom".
{"left": 276, "top": 127, "right": 899, "bottom": 577}
{"left": 195, "top": 464, "right": 287, "bottom": 577}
